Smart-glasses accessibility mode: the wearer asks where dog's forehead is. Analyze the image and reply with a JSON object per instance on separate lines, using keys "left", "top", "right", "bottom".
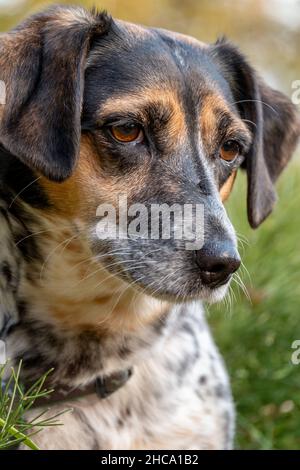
{"left": 85, "top": 19, "right": 230, "bottom": 107}
{"left": 108, "top": 18, "right": 209, "bottom": 62}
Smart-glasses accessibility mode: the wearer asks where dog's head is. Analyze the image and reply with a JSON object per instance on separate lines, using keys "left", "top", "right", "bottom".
{"left": 0, "top": 6, "right": 299, "bottom": 303}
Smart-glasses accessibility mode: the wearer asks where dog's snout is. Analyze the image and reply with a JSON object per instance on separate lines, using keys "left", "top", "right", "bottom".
{"left": 196, "top": 240, "right": 241, "bottom": 288}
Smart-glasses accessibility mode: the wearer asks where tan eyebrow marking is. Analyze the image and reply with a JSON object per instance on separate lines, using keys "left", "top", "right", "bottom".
{"left": 98, "top": 88, "right": 187, "bottom": 145}
{"left": 200, "top": 92, "right": 251, "bottom": 152}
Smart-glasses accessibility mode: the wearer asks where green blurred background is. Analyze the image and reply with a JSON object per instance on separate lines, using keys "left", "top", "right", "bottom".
{"left": 1, "top": 0, "right": 300, "bottom": 450}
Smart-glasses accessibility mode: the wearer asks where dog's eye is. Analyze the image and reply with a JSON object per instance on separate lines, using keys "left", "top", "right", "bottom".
{"left": 110, "top": 123, "right": 144, "bottom": 143}
{"left": 220, "top": 140, "right": 240, "bottom": 162}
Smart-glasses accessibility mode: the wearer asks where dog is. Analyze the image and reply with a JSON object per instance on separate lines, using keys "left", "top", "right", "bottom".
{"left": 0, "top": 5, "right": 299, "bottom": 450}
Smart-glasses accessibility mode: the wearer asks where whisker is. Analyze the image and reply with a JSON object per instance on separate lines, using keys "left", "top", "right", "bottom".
{"left": 233, "top": 272, "right": 251, "bottom": 303}
{"left": 39, "top": 233, "right": 79, "bottom": 281}
{"left": 15, "top": 223, "right": 87, "bottom": 247}
{"left": 96, "top": 273, "right": 147, "bottom": 326}
{"left": 75, "top": 247, "right": 161, "bottom": 285}
{"left": 85, "top": 262, "right": 148, "bottom": 294}
{"left": 9, "top": 176, "right": 42, "bottom": 208}
{"left": 66, "top": 248, "right": 133, "bottom": 273}
{"left": 235, "top": 231, "right": 250, "bottom": 245}
{"left": 230, "top": 99, "right": 279, "bottom": 116}
{"left": 241, "top": 118, "right": 257, "bottom": 129}
{"left": 240, "top": 260, "right": 252, "bottom": 285}
{"left": 74, "top": 259, "right": 148, "bottom": 287}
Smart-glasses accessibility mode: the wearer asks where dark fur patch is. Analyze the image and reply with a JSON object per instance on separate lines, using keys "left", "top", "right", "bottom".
{"left": 0, "top": 146, "right": 49, "bottom": 209}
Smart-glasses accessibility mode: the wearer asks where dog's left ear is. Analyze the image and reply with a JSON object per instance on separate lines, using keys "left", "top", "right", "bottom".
{"left": 210, "top": 40, "right": 300, "bottom": 228}
{"left": 0, "top": 6, "right": 111, "bottom": 181}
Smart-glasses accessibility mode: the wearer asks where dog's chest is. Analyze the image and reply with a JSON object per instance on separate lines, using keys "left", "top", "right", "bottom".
{"left": 23, "top": 304, "right": 234, "bottom": 450}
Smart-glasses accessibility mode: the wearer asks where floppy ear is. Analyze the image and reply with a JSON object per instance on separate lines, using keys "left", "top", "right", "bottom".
{"left": 0, "top": 6, "right": 111, "bottom": 181}
{"left": 210, "top": 40, "right": 300, "bottom": 228}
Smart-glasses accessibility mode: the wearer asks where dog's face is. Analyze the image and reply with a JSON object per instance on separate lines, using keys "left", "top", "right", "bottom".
{"left": 0, "top": 6, "right": 299, "bottom": 303}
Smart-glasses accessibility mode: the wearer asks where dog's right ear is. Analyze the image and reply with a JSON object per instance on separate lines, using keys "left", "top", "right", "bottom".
{"left": 210, "top": 40, "right": 300, "bottom": 228}
{"left": 0, "top": 6, "right": 111, "bottom": 181}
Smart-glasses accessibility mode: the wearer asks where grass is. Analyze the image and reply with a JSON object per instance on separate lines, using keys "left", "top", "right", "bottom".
{"left": 209, "top": 161, "right": 300, "bottom": 449}
{"left": 0, "top": 362, "right": 67, "bottom": 449}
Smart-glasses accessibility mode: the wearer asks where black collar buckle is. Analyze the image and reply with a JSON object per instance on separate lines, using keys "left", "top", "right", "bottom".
{"left": 95, "top": 368, "right": 133, "bottom": 399}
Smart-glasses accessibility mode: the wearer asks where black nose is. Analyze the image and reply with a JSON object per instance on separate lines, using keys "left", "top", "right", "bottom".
{"left": 196, "top": 241, "right": 241, "bottom": 288}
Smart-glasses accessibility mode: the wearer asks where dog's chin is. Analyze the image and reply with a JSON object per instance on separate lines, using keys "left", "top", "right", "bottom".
{"left": 133, "top": 278, "right": 230, "bottom": 304}
{"left": 202, "top": 283, "right": 229, "bottom": 304}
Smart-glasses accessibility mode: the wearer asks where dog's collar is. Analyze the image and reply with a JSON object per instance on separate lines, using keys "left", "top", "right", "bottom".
{"left": 30, "top": 368, "right": 133, "bottom": 408}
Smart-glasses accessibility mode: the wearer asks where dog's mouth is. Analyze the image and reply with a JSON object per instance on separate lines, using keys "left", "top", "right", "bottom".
{"left": 129, "top": 273, "right": 232, "bottom": 303}
{"left": 92, "top": 247, "right": 235, "bottom": 304}
{"left": 123, "top": 272, "right": 232, "bottom": 304}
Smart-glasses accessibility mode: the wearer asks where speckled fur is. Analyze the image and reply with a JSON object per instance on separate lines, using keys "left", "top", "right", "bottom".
{"left": 23, "top": 305, "right": 234, "bottom": 450}
{"left": 0, "top": 199, "right": 23, "bottom": 336}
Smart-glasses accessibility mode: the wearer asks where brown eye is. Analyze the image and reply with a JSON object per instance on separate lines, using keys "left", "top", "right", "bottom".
{"left": 220, "top": 140, "right": 240, "bottom": 162}
{"left": 110, "top": 123, "right": 143, "bottom": 143}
